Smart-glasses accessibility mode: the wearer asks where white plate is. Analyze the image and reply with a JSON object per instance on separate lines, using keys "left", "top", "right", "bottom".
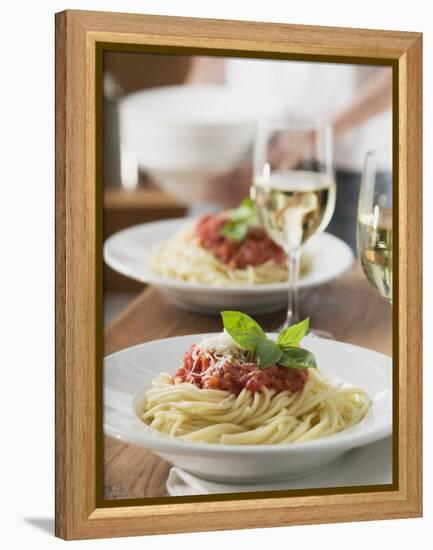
{"left": 104, "top": 219, "right": 354, "bottom": 314}
{"left": 104, "top": 334, "right": 392, "bottom": 484}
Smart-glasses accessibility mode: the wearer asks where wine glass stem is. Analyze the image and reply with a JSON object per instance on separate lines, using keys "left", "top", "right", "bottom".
{"left": 283, "top": 248, "right": 301, "bottom": 329}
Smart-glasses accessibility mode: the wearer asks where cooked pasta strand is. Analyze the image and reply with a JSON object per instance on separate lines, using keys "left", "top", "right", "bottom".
{"left": 138, "top": 370, "right": 370, "bottom": 445}
{"left": 149, "top": 225, "right": 310, "bottom": 286}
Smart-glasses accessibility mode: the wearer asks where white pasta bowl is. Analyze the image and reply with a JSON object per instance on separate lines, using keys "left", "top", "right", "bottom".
{"left": 104, "top": 334, "right": 392, "bottom": 484}
{"left": 103, "top": 218, "right": 354, "bottom": 314}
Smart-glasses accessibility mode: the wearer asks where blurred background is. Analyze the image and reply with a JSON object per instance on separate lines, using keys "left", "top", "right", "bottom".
{"left": 103, "top": 52, "right": 392, "bottom": 323}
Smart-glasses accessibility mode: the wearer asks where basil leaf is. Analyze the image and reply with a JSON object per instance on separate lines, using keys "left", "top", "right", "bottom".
{"left": 277, "top": 318, "right": 310, "bottom": 349}
{"left": 277, "top": 346, "right": 317, "bottom": 369}
{"left": 230, "top": 197, "right": 254, "bottom": 221}
{"left": 230, "top": 206, "right": 251, "bottom": 223}
{"left": 219, "top": 198, "right": 256, "bottom": 242}
{"left": 221, "top": 311, "right": 266, "bottom": 351}
{"left": 256, "top": 339, "right": 282, "bottom": 369}
{"left": 230, "top": 205, "right": 254, "bottom": 223}
{"left": 239, "top": 197, "right": 254, "bottom": 209}
{"left": 220, "top": 222, "right": 247, "bottom": 242}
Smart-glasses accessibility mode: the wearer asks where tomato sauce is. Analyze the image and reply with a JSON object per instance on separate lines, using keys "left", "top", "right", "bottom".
{"left": 175, "top": 345, "right": 309, "bottom": 395}
{"left": 194, "top": 213, "right": 285, "bottom": 269}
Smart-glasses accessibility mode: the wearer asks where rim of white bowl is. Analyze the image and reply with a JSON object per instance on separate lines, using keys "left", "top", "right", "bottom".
{"left": 103, "top": 221, "right": 354, "bottom": 293}
{"left": 104, "top": 334, "right": 392, "bottom": 455}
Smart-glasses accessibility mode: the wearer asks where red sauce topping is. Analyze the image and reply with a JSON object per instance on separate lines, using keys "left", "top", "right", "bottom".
{"left": 175, "top": 345, "right": 309, "bottom": 395}
{"left": 194, "top": 213, "right": 285, "bottom": 269}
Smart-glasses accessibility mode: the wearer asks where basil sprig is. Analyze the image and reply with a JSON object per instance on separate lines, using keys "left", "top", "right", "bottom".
{"left": 219, "top": 198, "right": 257, "bottom": 242}
{"left": 219, "top": 310, "right": 265, "bottom": 351}
{"left": 221, "top": 311, "right": 316, "bottom": 370}
{"left": 277, "top": 318, "right": 310, "bottom": 349}
{"left": 278, "top": 347, "right": 317, "bottom": 369}
{"left": 255, "top": 339, "right": 282, "bottom": 368}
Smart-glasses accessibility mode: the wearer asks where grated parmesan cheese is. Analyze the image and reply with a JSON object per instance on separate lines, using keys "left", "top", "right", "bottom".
{"left": 196, "top": 332, "right": 239, "bottom": 354}
{"left": 188, "top": 332, "right": 252, "bottom": 379}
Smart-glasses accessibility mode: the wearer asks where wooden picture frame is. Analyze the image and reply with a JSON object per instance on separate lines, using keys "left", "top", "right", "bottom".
{"left": 55, "top": 9, "right": 422, "bottom": 540}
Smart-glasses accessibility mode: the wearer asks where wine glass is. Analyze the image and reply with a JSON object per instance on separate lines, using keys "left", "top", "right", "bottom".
{"left": 251, "top": 120, "right": 336, "bottom": 330}
{"left": 357, "top": 147, "right": 393, "bottom": 304}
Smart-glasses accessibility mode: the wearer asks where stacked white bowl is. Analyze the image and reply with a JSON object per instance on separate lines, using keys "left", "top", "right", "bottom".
{"left": 119, "top": 85, "right": 285, "bottom": 203}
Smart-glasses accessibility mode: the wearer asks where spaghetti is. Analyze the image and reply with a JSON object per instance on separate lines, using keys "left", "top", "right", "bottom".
{"left": 138, "top": 333, "right": 370, "bottom": 445}
{"left": 150, "top": 224, "right": 310, "bottom": 285}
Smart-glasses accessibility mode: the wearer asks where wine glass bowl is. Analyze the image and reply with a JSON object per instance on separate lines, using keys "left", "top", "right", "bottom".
{"left": 356, "top": 148, "right": 393, "bottom": 304}
{"left": 252, "top": 121, "right": 336, "bottom": 330}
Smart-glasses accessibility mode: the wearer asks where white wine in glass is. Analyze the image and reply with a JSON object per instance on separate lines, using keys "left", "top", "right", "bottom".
{"left": 254, "top": 171, "right": 336, "bottom": 252}
{"left": 357, "top": 148, "right": 393, "bottom": 304}
{"left": 252, "top": 122, "right": 336, "bottom": 330}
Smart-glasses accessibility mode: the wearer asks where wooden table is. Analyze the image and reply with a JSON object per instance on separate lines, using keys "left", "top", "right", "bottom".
{"left": 104, "top": 264, "right": 392, "bottom": 500}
